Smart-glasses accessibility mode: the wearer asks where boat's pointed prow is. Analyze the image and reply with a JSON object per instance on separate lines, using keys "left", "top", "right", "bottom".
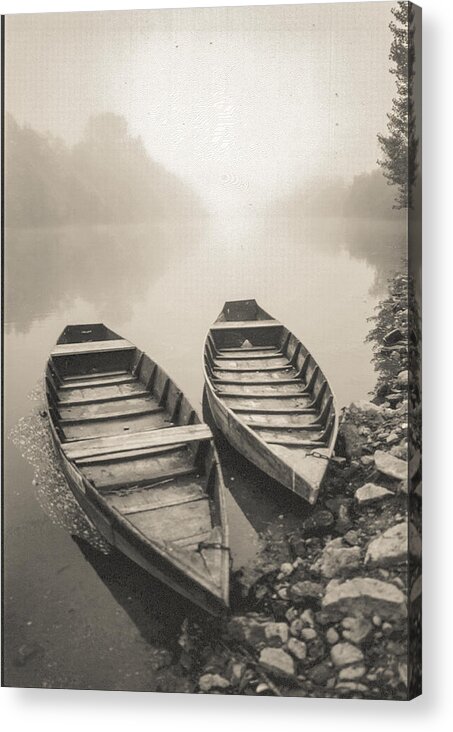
{"left": 218, "top": 299, "right": 273, "bottom": 323}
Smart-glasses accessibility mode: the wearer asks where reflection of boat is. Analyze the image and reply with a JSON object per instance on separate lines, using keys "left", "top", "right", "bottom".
{"left": 45, "top": 324, "right": 229, "bottom": 616}
{"left": 203, "top": 300, "right": 339, "bottom": 505}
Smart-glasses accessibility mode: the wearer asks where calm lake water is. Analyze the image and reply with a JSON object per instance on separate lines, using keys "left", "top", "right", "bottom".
{"left": 3, "top": 214, "right": 405, "bottom": 689}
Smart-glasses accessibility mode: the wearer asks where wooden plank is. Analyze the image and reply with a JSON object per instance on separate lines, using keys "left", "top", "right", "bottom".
{"left": 228, "top": 403, "right": 314, "bottom": 414}
{"left": 76, "top": 443, "right": 183, "bottom": 466}
{"left": 63, "top": 423, "right": 213, "bottom": 461}
{"left": 215, "top": 352, "right": 284, "bottom": 361}
{"left": 51, "top": 339, "right": 135, "bottom": 357}
{"left": 214, "top": 383, "right": 307, "bottom": 396}
{"left": 95, "top": 465, "right": 197, "bottom": 492}
{"left": 62, "top": 369, "right": 129, "bottom": 382}
{"left": 58, "top": 389, "right": 150, "bottom": 407}
{"left": 174, "top": 530, "right": 212, "bottom": 550}
{"left": 58, "top": 396, "right": 159, "bottom": 420}
{"left": 218, "top": 346, "right": 277, "bottom": 354}
{"left": 212, "top": 374, "right": 299, "bottom": 385}
{"left": 58, "top": 382, "right": 148, "bottom": 404}
{"left": 62, "top": 411, "right": 171, "bottom": 442}
{"left": 213, "top": 361, "right": 292, "bottom": 373}
{"left": 128, "top": 499, "right": 211, "bottom": 544}
{"left": 241, "top": 413, "right": 321, "bottom": 428}
{"left": 59, "top": 405, "right": 164, "bottom": 425}
{"left": 259, "top": 428, "right": 326, "bottom": 446}
{"left": 105, "top": 477, "right": 205, "bottom": 514}
{"left": 123, "top": 494, "right": 206, "bottom": 516}
{"left": 60, "top": 375, "right": 136, "bottom": 390}
{"left": 211, "top": 320, "right": 281, "bottom": 331}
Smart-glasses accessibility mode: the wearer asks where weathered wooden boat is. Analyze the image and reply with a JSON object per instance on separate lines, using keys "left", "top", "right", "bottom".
{"left": 203, "top": 300, "right": 339, "bottom": 504}
{"left": 45, "top": 324, "right": 230, "bottom": 616}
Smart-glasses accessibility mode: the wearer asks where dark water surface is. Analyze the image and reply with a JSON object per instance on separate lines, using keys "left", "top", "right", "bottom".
{"left": 3, "top": 215, "right": 404, "bottom": 689}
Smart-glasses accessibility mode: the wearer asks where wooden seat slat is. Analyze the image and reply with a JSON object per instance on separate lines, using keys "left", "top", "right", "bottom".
{"left": 51, "top": 339, "right": 135, "bottom": 357}
{"left": 63, "top": 423, "right": 212, "bottom": 461}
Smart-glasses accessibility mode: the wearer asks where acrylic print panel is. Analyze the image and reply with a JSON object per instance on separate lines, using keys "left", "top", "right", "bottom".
{"left": 2, "top": 2, "right": 421, "bottom": 699}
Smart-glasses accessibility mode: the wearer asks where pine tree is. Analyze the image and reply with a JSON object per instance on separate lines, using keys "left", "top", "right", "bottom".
{"left": 377, "top": 2, "right": 418, "bottom": 209}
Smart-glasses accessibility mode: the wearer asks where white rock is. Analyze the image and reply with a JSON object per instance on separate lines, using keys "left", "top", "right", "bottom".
{"left": 314, "top": 539, "right": 361, "bottom": 579}
{"left": 386, "top": 432, "right": 399, "bottom": 445}
{"left": 330, "top": 642, "right": 364, "bottom": 668}
{"left": 374, "top": 450, "right": 406, "bottom": 481}
{"left": 264, "top": 622, "right": 289, "bottom": 645}
{"left": 355, "top": 483, "right": 394, "bottom": 506}
{"left": 199, "top": 673, "right": 230, "bottom": 692}
{"left": 397, "top": 370, "right": 408, "bottom": 385}
{"left": 322, "top": 577, "right": 407, "bottom": 620}
{"left": 279, "top": 562, "right": 294, "bottom": 577}
{"left": 290, "top": 619, "right": 303, "bottom": 637}
{"left": 341, "top": 615, "right": 372, "bottom": 644}
{"left": 259, "top": 647, "right": 295, "bottom": 677}
{"left": 365, "top": 522, "right": 408, "bottom": 567}
{"left": 338, "top": 664, "right": 367, "bottom": 681}
{"left": 350, "top": 401, "right": 383, "bottom": 419}
{"left": 301, "top": 627, "right": 317, "bottom": 641}
{"left": 287, "top": 638, "right": 307, "bottom": 661}
{"left": 300, "top": 609, "right": 315, "bottom": 627}
{"left": 326, "top": 627, "right": 340, "bottom": 645}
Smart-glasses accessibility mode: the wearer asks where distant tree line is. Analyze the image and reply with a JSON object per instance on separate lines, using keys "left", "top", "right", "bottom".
{"left": 4, "top": 112, "right": 203, "bottom": 227}
{"left": 276, "top": 169, "right": 405, "bottom": 219}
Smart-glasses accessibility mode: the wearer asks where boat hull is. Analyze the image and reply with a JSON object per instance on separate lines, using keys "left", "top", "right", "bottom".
{"left": 203, "top": 300, "right": 339, "bottom": 504}
{"left": 45, "top": 324, "right": 230, "bottom": 617}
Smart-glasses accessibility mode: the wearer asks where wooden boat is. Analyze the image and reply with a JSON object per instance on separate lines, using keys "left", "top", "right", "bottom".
{"left": 45, "top": 323, "right": 230, "bottom": 616}
{"left": 203, "top": 300, "right": 339, "bottom": 505}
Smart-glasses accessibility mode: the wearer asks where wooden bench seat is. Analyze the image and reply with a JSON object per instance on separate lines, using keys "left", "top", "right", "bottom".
{"left": 62, "top": 423, "right": 212, "bottom": 461}
{"left": 51, "top": 339, "right": 135, "bottom": 358}
{"left": 210, "top": 320, "right": 281, "bottom": 331}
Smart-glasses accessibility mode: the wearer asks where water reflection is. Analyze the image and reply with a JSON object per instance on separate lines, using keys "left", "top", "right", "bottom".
{"left": 5, "top": 220, "right": 207, "bottom": 335}
{"left": 73, "top": 537, "right": 188, "bottom": 646}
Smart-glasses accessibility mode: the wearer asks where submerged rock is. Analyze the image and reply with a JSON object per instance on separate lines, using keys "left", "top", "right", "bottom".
{"left": 322, "top": 577, "right": 407, "bottom": 620}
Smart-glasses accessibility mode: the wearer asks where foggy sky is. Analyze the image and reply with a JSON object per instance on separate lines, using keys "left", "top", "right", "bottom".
{"left": 5, "top": 3, "right": 396, "bottom": 212}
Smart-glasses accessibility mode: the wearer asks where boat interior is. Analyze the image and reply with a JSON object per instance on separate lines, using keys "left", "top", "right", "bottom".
{"left": 205, "top": 300, "right": 337, "bottom": 464}
{"left": 45, "top": 324, "right": 227, "bottom": 568}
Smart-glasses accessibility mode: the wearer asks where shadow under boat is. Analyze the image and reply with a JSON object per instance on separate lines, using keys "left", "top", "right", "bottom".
{"left": 202, "top": 387, "right": 312, "bottom": 534}
{"left": 72, "top": 534, "right": 192, "bottom": 647}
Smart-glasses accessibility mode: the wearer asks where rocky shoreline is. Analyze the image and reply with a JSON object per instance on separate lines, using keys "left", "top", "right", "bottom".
{"left": 175, "top": 271, "right": 421, "bottom": 700}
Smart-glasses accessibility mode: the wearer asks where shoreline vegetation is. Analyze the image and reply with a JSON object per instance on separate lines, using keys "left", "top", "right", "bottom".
{"left": 164, "top": 269, "right": 421, "bottom": 701}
